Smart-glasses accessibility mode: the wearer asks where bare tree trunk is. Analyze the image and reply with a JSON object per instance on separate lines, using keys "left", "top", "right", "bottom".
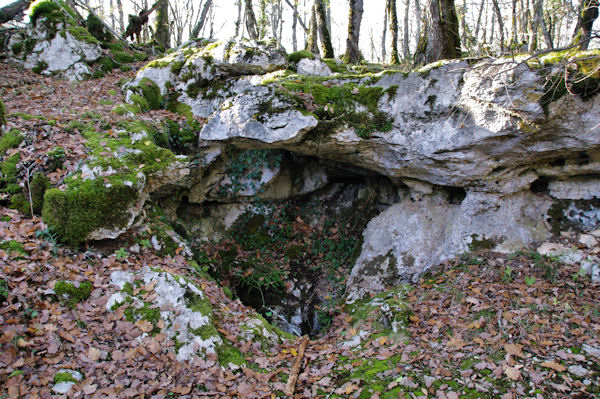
{"left": 315, "top": 0, "right": 334, "bottom": 57}
{"left": 415, "top": 0, "right": 460, "bottom": 64}
{"left": 491, "top": 0, "right": 506, "bottom": 52}
{"left": 381, "top": 3, "right": 388, "bottom": 62}
{"left": 572, "top": 0, "right": 599, "bottom": 49}
{"left": 414, "top": 0, "right": 422, "bottom": 46}
{"left": 344, "top": 0, "right": 363, "bottom": 63}
{"left": 387, "top": 0, "right": 400, "bottom": 64}
{"left": 529, "top": 0, "right": 539, "bottom": 51}
{"left": 109, "top": 0, "right": 115, "bottom": 30}
{"left": 258, "top": 0, "right": 267, "bottom": 39}
{"left": 306, "top": 4, "right": 319, "bottom": 54}
{"left": 403, "top": 0, "right": 410, "bottom": 59}
{"left": 116, "top": 0, "right": 124, "bottom": 33}
{"left": 245, "top": 0, "right": 259, "bottom": 39}
{"left": 235, "top": 0, "right": 243, "bottom": 37}
{"left": 488, "top": 11, "right": 496, "bottom": 47}
{"left": 540, "top": 3, "right": 553, "bottom": 48}
{"left": 292, "top": 0, "right": 298, "bottom": 50}
{"left": 474, "top": 0, "right": 485, "bottom": 49}
{"left": 511, "top": 0, "right": 518, "bottom": 47}
{"left": 191, "top": 0, "right": 213, "bottom": 38}
{"left": 154, "top": 0, "right": 170, "bottom": 48}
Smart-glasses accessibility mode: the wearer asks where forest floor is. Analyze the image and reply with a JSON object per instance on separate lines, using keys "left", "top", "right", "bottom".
{"left": 1, "top": 62, "right": 599, "bottom": 399}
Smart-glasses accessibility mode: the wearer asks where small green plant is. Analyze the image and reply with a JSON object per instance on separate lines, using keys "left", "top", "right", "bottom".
{"left": 115, "top": 247, "right": 129, "bottom": 260}
{"left": 23, "top": 305, "right": 38, "bottom": 319}
{"left": 525, "top": 276, "right": 536, "bottom": 286}
{"left": 0, "top": 279, "right": 9, "bottom": 301}
{"left": 139, "top": 238, "right": 152, "bottom": 248}
{"left": 501, "top": 265, "right": 513, "bottom": 283}
{"left": 35, "top": 228, "right": 61, "bottom": 256}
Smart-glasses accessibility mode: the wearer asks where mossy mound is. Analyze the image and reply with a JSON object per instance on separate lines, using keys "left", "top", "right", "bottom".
{"left": 0, "top": 129, "right": 23, "bottom": 155}
{"left": 41, "top": 122, "right": 183, "bottom": 246}
{"left": 287, "top": 50, "right": 315, "bottom": 63}
{"left": 128, "top": 78, "right": 162, "bottom": 110}
{"left": 29, "top": 0, "right": 62, "bottom": 26}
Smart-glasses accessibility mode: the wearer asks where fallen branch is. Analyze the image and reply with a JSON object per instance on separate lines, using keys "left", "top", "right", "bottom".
{"left": 285, "top": 334, "right": 309, "bottom": 397}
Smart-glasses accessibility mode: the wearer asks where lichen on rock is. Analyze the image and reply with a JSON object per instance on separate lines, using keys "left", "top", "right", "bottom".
{"left": 106, "top": 267, "right": 225, "bottom": 363}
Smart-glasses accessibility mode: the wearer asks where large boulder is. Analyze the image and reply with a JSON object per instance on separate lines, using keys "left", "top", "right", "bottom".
{"left": 345, "top": 191, "right": 552, "bottom": 302}
{"left": 42, "top": 122, "right": 191, "bottom": 246}
{"left": 116, "top": 48, "right": 600, "bottom": 299}
{"left": 7, "top": 17, "right": 102, "bottom": 80}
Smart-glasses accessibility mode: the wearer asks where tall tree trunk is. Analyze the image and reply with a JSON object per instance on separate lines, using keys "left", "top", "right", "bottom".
{"left": 388, "top": 0, "right": 400, "bottom": 64}
{"left": 540, "top": 4, "right": 553, "bottom": 48}
{"left": 154, "top": 0, "right": 170, "bottom": 48}
{"left": 381, "top": 3, "right": 388, "bottom": 62}
{"left": 191, "top": 0, "right": 213, "bottom": 39}
{"left": 292, "top": 0, "right": 298, "bottom": 51}
{"left": 244, "top": 0, "right": 259, "bottom": 39}
{"left": 235, "top": 0, "right": 243, "bottom": 37}
{"left": 109, "top": 0, "right": 115, "bottom": 30}
{"left": 0, "top": 0, "right": 30, "bottom": 24}
{"left": 529, "top": 0, "right": 539, "bottom": 51}
{"left": 573, "top": 0, "right": 599, "bottom": 49}
{"left": 258, "top": 0, "right": 267, "bottom": 39}
{"left": 474, "top": 0, "right": 485, "bottom": 43}
{"left": 315, "top": 0, "right": 334, "bottom": 58}
{"left": 116, "top": 0, "right": 124, "bottom": 33}
{"left": 306, "top": 4, "right": 320, "bottom": 54}
{"left": 414, "top": 0, "right": 422, "bottom": 45}
{"left": 511, "top": 0, "right": 518, "bottom": 47}
{"left": 415, "top": 0, "right": 460, "bottom": 64}
{"left": 344, "top": 0, "right": 364, "bottom": 63}
{"left": 491, "top": 0, "right": 506, "bottom": 52}
{"left": 403, "top": 0, "right": 410, "bottom": 59}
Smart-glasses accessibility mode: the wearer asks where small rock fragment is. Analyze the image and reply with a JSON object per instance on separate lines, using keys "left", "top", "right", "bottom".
{"left": 568, "top": 365, "right": 589, "bottom": 377}
{"left": 579, "top": 234, "right": 598, "bottom": 248}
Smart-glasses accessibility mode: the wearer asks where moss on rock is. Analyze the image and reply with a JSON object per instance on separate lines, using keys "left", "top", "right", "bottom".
{"left": 287, "top": 50, "right": 315, "bottom": 63}
{"left": 42, "top": 122, "right": 178, "bottom": 246}
{"left": 130, "top": 78, "right": 162, "bottom": 110}
{"left": 54, "top": 280, "right": 92, "bottom": 308}
{"left": 0, "top": 98, "right": 6, "bottom": 127}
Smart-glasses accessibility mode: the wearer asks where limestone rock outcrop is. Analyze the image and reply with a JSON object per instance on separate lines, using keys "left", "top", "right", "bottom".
{"left": 102, "top": 41, "right": 600, "bottom": 299}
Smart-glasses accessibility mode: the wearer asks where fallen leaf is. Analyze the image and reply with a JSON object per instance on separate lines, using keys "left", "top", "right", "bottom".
{"left": 504, "top": 366, "right": 521, "bottom": 381}
{"left": 541, "top": 361, "right": 566, "bottom": 372}
{"left": 504, "top": 343, "right": 525, "bottom": 358}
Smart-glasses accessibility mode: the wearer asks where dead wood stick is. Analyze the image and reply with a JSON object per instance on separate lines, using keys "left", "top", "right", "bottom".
{"left": 284, "top": 334, "right": 309, "bottom": 397}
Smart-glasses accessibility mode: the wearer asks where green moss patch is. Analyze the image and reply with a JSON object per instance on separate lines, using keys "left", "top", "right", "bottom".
{"left": 0, "top": 98, "right": 6, "bottom": 127}
{"left": 29, "top": 0, "right": 62, "bottom": 26}
{"left": 0, "top": 240, "right": 27, "bottom": 256}
{"left": 129, "top": 78, "right": 162, "bottom": 110}
{"left": 0, "top": 130, "right": 23, "bottom": 155}
{"left": 53, "top": 372, "right": 77, "bottom": 384}
{"left": 531, "top": 49, "right": 600, "bottom": 110}
{"left": 42, "top": 122, "right": 179, "bottom": 246}
{"left": 54, "top": 280, "right": 92, "bottom": 308}
{"left": 273, "top": 76, "right": 393, "bottom": 138}
{"left": 287, "top": 50, "right": 315, "bottom": 63}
